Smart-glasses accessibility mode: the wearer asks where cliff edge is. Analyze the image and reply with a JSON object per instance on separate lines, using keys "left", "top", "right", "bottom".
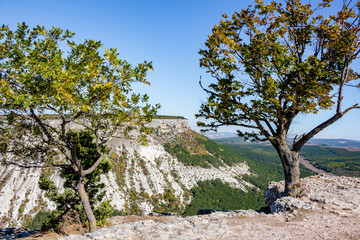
{"left": 0, "top": 118, "right": 252, "bottom": 228}
{"left": 57, "top": 174, "right": 360, "bottom": 240}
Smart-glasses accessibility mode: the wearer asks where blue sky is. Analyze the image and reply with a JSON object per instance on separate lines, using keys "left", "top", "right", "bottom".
{"left": 1, "top": 0, "right": 359, "bottom": 140}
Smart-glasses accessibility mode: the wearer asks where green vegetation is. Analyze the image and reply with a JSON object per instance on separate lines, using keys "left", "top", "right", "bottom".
{"left": 164, "top": 143, "right": 219, "bottom": 168}
{"left": 38, "top": 130, "right": 113, "bottom": 232}
{"left": 216, "top": 137, "right": 360, "bottom": 178}
{"left": 183, "top": 141, "right": 360, "bottom": 214}
{"left": 151, "top": 189, "right": 184, "bottom": 214}
{"left": 224, "top": 144, "right": 314, "bottom": 190}
{"left": 196, "top": 136, "right": 245, "bottom": 166}
{"left": 163, "top": 131, "right": 224, "bottom": 168}
{"left": 118, "top": 188, "right": 184, "bottom": 216}
{"left": 302, "top": 146, "right": 360, "bottom": 177}
{"left": 183, "top": 141, "right": 315, "bottom": 215}
{"left": 162, "top": 131, "right": 317, "bottom": 214}
{"left": 26, "top": 211, "right": 52, "bottom": 230}
{"left": 183, "top": 179, "right": 263, "bottom": 215}
{"left": 163, "top": 131, "right": 248, "bottom": 168}
{"left": 0, "top": 23, "right": 159, "bottom": 232}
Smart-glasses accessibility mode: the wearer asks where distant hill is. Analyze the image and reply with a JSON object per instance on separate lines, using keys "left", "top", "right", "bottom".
{"left": 207, "top": 133, "right": 360, "bottom": 149}
{"left": 306, "top": 138, "right": 360, "bottom": 149}
{"left": 214, "top": 137, "right": 260, "bottom": 145}
{"left": 211, "top": 135, "right": 360, "bottom": 178}
{"left": 201, "top": 132, "right": 238, "bottom": 139}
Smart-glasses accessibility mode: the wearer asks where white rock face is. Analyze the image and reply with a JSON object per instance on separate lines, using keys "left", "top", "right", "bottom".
{"left": 0, "top": 118, "right": 252, "bottom": 228}
{"left": 0, "top": 165, "right": 62, "bottom": 227}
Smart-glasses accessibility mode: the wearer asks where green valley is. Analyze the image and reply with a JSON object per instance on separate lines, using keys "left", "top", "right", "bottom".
{"left": 180, "top": 136, "right": 360, "bottom": 215}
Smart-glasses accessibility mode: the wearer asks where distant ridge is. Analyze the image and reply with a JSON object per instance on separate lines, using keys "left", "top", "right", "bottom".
{"left": 201, "top": 132, "right": 238, "bottom": 139}
{"left": 204, "top": 132, "right": 360, "bottom": 149}
{"left": 306, "top": 138, "right": 360, "bottom": 149}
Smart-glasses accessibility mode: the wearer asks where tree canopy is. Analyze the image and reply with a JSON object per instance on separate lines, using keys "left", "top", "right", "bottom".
{"left": 0, "top": 23, "right": 159, "bottom": 231}
{"left": 197, "top": 0, "right": 360, "bottom": 194}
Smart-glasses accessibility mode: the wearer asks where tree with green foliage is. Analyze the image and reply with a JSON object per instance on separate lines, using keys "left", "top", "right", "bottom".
{"left": 0, "top": 23, "right": 159, "bottom": 232}
{"left": 197, "top": 0, "right": 360, "bottom": 195}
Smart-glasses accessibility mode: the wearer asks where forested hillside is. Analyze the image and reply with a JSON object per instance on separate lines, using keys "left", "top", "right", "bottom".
{"left": 5, "top": 126, "right": 358, "bottom": 228}
{"left": 301, "top": 146, "right": 360, "bottom": 177}
{"left": 182, "top": 140, "right": 314, "bottom": 215}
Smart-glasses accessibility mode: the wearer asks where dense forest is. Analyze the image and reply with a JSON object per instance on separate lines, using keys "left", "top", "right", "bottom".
{"left": 215, "top": 138, "right": 360, "bottom": 178}
{"left": 214, "top": 137, "right": 360, "bottom": 177}
{"left": 301, "top": 146, "right": 360, "bottom": 177}
{"left": 183, "top": 179, "right": 264, "bottom": 215}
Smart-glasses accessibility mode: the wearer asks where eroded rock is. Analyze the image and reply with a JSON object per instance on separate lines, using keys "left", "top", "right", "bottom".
{"left": 265, "top": 174, "right": 360, "bottom": 213}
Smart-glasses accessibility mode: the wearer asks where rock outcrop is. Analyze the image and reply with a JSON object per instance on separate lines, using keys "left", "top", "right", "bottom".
{"left": 0, "top": 118, "right": 252, "bottom": 228}
{"left": 58, "top": 174, "right": 360, "bottom": 240}
{"left": 265, "top": 174, "right": 360, "bottom": 213}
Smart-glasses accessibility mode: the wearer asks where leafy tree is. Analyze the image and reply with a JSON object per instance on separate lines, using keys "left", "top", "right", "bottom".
{"left": 0, "top": 23, "right": 159, "bottom": 231}
{"left": 197, "top": 0, "right": 360, "bottom": 195}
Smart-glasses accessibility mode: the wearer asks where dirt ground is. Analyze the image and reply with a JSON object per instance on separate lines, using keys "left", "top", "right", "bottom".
{"left": 21, "top": 207, "right": 360, "bottom": 240}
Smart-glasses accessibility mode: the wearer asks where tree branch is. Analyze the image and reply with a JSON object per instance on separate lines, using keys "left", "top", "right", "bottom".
{"left": 293, "top": 103, "right": 359, "bottom": 151}
{"left": 254, "top": 119, "right": 272, "bottom": 141}
{"left": 218, "top": 119, "right": 259, "bottom": 129}
{"left": 337, "top": 64, "right": 350, "bottom": 114}
{"left": 260, "top": 118, "right": 276, "bottom": 136}
{"left": 83, "top": 130, "right": 105, "bottom": 176}
{"left": 199, "top": 76, "right": 219, "bottom": 97}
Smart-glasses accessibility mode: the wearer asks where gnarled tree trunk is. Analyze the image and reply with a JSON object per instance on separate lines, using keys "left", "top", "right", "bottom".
{"left": 273, "top": 141, "right": 300, "bottom": 195}
{"left": 76, "top": 177, "right": 97, "bottom": 232}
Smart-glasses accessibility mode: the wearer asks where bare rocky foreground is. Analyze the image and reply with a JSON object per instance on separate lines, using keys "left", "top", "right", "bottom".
{"left": 46, "top": 174, "right": 360, "bottom": 240}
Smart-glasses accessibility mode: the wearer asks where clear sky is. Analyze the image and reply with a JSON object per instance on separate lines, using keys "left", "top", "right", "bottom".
{"left": 1, "top": 0, "right": 359, "bottom": 140}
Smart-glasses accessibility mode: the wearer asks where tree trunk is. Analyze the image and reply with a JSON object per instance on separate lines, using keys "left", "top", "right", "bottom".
{"left": 76, "top": 178, "right": 97, "bottom": 232}
{"left": 273, "top": 142, "right": 300, "bottom": 195}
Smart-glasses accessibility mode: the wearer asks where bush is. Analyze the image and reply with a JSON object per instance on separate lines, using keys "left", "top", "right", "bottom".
{"left": 94, "top": 201, "right": 113, "bottom": 227}
{"left": 26, "top": 211, "right": 52, "bottom": 230}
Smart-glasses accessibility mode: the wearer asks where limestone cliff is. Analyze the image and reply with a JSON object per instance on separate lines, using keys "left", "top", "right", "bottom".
{"left": 0, "top": 118, "right": 252, "bottom": 228}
